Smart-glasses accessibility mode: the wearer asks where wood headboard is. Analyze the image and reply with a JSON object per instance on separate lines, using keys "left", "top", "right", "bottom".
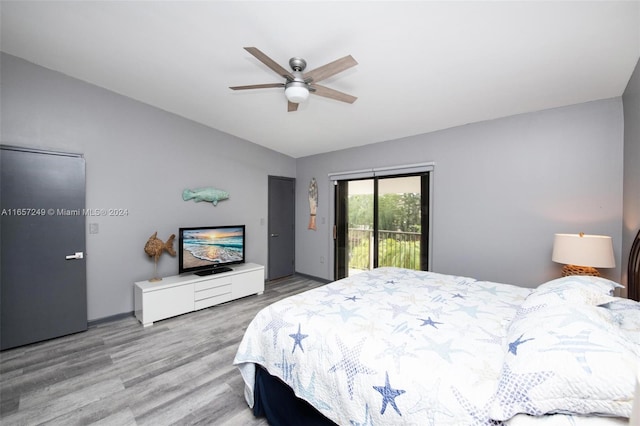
{"left": 629, "top": 229, "right": 640, "bottom": 301}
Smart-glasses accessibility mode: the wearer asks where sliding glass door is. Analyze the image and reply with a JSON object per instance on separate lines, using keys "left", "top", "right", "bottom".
{"left": 334, "top": 173, "right": 429, "bottom": 279}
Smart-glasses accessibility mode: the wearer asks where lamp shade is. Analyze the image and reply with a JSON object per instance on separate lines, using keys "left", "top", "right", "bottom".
{"left": 284, "top": 84, "right": 309, "bottom": 103}
{"left": 552, "top": 233, "right": 615, "bottom": 268}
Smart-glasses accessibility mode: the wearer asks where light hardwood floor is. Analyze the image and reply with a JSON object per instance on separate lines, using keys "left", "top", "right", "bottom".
{"left": 0, "top": 274, "right": 327, "bottom": 426}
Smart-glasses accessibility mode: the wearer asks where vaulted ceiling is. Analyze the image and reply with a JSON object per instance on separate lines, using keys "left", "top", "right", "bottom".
{"left": 1, "top": 1, "right": 639, "bottom": 158}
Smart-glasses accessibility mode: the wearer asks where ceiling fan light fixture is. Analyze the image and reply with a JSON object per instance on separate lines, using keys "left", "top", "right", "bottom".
{"left": 231, "top": 48, "right": 357, "bottom": 111}
{"left": 284, "top": 81, "right": 309, "bottom": 103}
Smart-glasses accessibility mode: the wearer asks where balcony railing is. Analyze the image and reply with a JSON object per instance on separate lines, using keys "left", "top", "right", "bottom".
{"left": 348, "top": 228, "right": 421, "bottom": 272}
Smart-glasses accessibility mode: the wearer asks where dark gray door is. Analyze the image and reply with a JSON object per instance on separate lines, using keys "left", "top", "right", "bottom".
{"left": 1, "top": 146, "right": 87, "bottom": 350}
{"left": 268, "top": 176, "right": 295, "bottom": 280}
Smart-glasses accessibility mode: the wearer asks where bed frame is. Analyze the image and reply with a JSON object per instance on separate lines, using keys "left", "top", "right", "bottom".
{"left": 253, "top": 366, "right": 336, "bottom": 426}
{"left": 629, "top": 229, "right": 640, "bottom": 301}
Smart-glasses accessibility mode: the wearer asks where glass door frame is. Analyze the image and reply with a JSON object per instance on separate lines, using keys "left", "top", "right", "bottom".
{"left": 333, "top": 172, "right": 430, "bottom": 280}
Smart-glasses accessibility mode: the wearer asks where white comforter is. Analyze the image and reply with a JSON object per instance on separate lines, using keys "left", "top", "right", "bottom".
{"left": 235, "top": 267, "right": 531, "bottom": 425}
{"left": 234, "top": 267, "right": 638, "bottom": 425}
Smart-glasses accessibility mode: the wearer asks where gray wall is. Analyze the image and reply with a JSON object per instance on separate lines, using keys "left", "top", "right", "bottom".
{"left": 0, "top": 53, "right": 296, "bottom": 321}
{"left": 1, "top": 51, "right": 632, "bottom": 323}
{"left": 622, "top": 57, "right": 640, "bottom": 295}
{"left": 295, "top": 99, "right": 624, "bottom": 288}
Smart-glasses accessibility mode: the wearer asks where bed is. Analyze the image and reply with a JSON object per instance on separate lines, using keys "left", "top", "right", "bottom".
{"left": 234, "top": 266, "right": 640, "bottom": 425}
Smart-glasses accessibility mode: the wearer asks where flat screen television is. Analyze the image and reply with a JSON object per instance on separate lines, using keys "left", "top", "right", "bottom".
{"left": 178, "top": 225, "right": 245, "bottom": 276}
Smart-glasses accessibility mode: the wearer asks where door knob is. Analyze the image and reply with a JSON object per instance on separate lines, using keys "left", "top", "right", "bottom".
{"left": 270, "top": 233, "right": 279, "bottom": 237}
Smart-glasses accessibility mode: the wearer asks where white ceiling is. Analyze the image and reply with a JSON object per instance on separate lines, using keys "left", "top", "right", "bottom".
{"left": 1, "top": 1, "right": 639, "bottom": 158}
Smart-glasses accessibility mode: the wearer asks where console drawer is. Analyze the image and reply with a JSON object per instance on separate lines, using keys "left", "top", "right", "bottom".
{"left": 194, "top": 290, "right": 232, "bottom": 310}
{"left": 194, "top": 277, "right": 232, "bottom": 292}
{"left": 194, "top": 283, "right": 232, "bottom": 301}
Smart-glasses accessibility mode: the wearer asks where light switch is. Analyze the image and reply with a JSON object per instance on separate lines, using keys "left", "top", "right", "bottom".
{"left": 89, "top": 223, "right": 99, "bottom": 234}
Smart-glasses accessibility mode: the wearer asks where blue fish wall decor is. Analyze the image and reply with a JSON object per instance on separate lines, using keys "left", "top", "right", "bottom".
{"left": 182, "top": 187, "right": 229, "bottom": 206}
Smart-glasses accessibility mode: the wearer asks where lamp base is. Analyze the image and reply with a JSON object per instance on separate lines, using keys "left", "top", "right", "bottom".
{"left": 561, "top": 264, "right": 600, "bottom": 277}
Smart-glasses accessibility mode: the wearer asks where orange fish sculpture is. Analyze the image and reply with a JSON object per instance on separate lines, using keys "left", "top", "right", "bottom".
{"left": 144, "top": 232, "right": 176, "bottom": 282}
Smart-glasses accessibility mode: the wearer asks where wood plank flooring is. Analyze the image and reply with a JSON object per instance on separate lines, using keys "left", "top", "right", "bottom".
{"left": 0, "top": 274, "right": 327, "bottom": 426}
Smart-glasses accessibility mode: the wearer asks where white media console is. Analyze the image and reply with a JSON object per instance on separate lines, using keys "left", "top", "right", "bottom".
{"left": 134, "top": 263, "right": 264, "bottom": 326}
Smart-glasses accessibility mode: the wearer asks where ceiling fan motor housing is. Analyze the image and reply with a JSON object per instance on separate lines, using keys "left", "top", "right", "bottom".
{"left": 289, "top": 57, "right": 307, "bottom": 72}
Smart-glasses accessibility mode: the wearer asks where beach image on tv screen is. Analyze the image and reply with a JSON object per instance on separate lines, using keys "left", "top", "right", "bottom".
{"left": 182, "top": 228, "right": 243, "bottom": 268}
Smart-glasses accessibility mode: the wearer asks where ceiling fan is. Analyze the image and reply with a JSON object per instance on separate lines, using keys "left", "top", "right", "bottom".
{"left": 229, "top": 47, "right": 358, "bottom": 112}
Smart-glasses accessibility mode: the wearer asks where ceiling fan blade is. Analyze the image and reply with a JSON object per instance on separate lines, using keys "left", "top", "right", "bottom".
{"left": 244, "top": 47, "right": 294, "bottom": 80}
{"left": 229, "top": 83, "right": 284, "bottom": 90}
{"left": 311, "top": 84, "right": 357, "bottom": 104}
{"left": 288, "top": 101, "right": 299, "bottom": 112}
{"left": 304, "top": 55, "right": 358, "bottom": 83}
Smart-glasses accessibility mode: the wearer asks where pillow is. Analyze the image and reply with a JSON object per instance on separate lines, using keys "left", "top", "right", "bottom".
{"left": 538, "top": 276, "right": 624, "bottom": 294}
{"left": 519, "top": 276, "right": 622, "bottom": 310}
{"left": 490, "top": 303, "right": 638, "bottom": 421}
{"left": 602, "top": 298, "right": 640, "bottom": 345}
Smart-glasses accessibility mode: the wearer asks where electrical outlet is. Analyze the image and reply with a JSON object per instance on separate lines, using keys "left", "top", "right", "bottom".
{"left": 320, "top": 256, "right": 325, "bottom": 264}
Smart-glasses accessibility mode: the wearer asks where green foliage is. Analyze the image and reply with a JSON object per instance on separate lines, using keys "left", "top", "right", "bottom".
{"left": 348, "top": 193, "right": 421, "bottom": 232}
{"left": 378, "top": 238, "right": 421, "bottom": 269}
{"left": 348, "top": 230, "right": 421, "bottom": 271}
{"left": 348, "top": 194, "right": 373, "bottom": 228}
{"left": 349, "top": 237, "right": 370, "bottom": 270}
{"left": 347, "top": 191, "right": 423, "bottom": 272}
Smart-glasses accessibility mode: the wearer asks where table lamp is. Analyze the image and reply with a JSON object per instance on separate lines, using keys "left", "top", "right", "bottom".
{"left": 552, "top": 233, "right": 615, "bottom": 277}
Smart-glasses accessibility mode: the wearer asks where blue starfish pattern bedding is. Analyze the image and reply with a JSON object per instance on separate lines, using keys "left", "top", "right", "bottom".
{"left": 234, "top": 267, "right": 639, "bottom": 425}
